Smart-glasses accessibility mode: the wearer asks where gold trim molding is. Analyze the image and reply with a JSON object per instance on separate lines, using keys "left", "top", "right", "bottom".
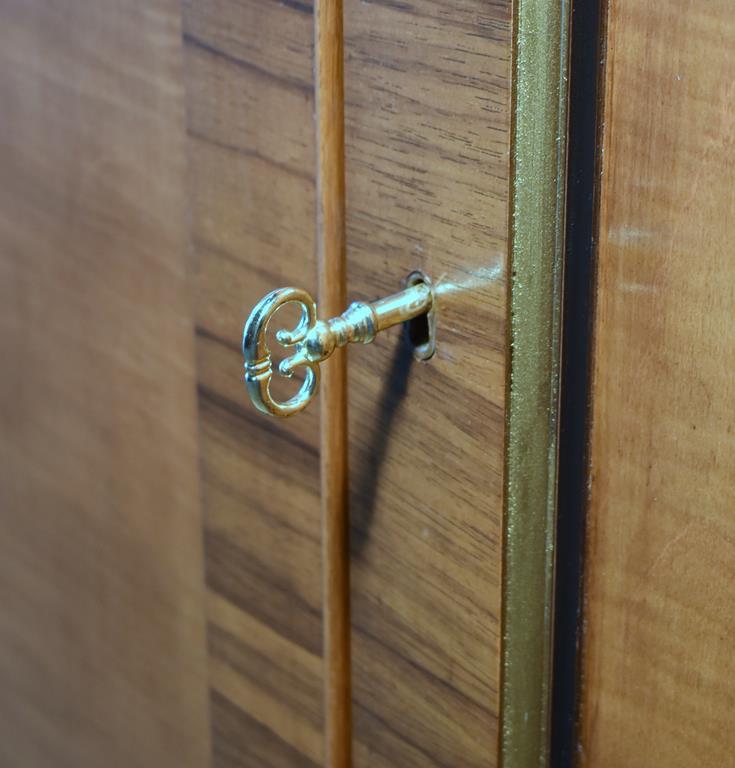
{"left": 502, "top": 0, "right": 571, "bottom": 765}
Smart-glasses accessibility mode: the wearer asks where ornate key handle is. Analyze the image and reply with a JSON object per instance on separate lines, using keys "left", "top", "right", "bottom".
{"left": 243, "top": 273, "right": 434, "bottom": 417}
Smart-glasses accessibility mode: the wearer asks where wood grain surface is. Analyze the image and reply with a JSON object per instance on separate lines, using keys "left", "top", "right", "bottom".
{"left": 0, "top": 1, "right": 211, "bottom": 766}
{"left": 343, "top": 1, "right": 512, "bottom": 765}
{"left": 181, "top": 1, "right": 324, "bottom": 765}
{"left": 579, "top": 0, "right": 735, "bottom": 764}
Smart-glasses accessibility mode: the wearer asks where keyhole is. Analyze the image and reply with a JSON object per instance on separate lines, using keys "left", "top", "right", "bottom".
{"left": 406, "top": 310, "right": 430, "bottom": 348}
{"left": 403, "top": 270, "right": 436, "bottom": 361}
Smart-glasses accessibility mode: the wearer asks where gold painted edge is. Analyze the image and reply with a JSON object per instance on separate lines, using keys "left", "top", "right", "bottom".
{"left": 501, "top": 0, "right": 571, "bottom": 764}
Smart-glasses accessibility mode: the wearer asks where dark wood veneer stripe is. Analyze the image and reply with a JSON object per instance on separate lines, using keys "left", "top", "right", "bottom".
{"left": 197, "top": 383, "right": 319, "bottom": 462}
{"left": 205, "top": 529, "right": 322, "bottom": 657}
{"left": 183, "top": 32, "right": 312, "bottom": 95}
{"left": 211, "top": 691, "right": 320, "bottom": 768}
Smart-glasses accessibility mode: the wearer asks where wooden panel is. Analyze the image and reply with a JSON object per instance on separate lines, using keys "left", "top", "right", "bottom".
{"left": 0, "top": 2, "right": 211, "bottom": 766}
{"left": 180, "top": 1, "right": 324, "bottom": 765}
{"left": 344, "top": 2, "right": 511, "bottom": 765}
{"left": 579, "top": 0, "right": 735, "bottom": 764}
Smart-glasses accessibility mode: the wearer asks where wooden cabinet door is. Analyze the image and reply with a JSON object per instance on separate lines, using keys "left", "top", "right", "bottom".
{"left": 186, "top": 1, "right": 567, "bottom": 767}
{"left": 0, "top": 2, "right": 211, "bottom": 766}
{"left": 0, "top": 1, "right": 571, "bottom": 766}
{"left": 4, "top": 1, "right": 734, "bottom": 766}
{"left": 577, "top": 0, "right": 735, "bottom": 764}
